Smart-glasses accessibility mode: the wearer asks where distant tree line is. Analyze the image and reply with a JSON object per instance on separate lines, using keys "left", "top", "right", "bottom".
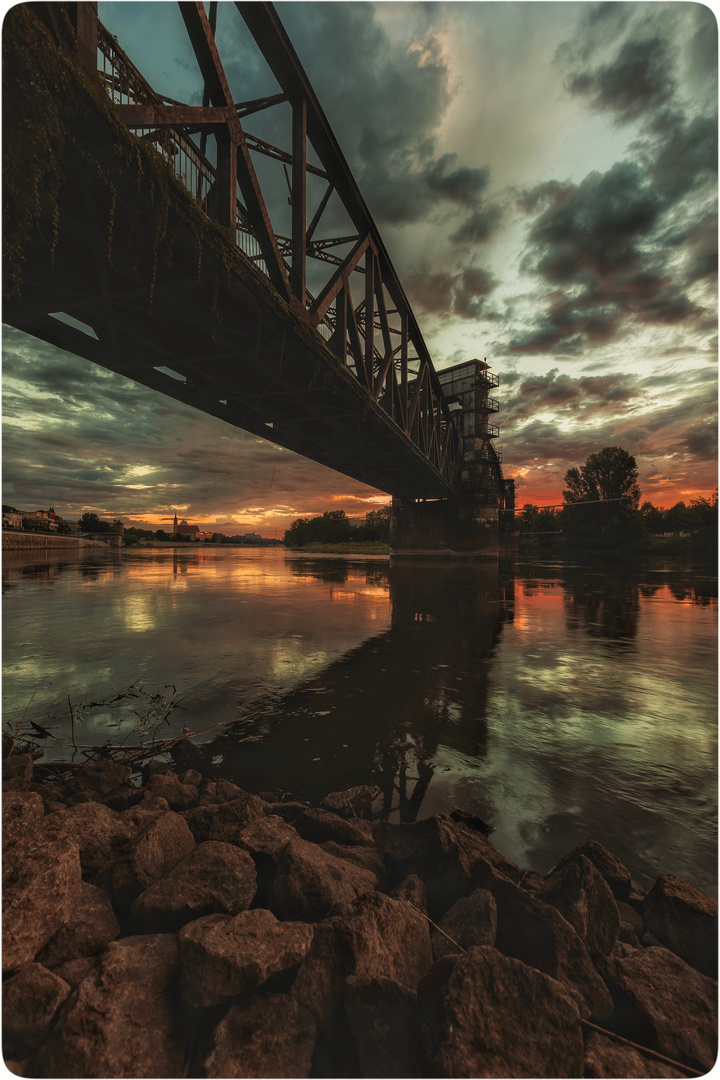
{"left": 284, "top": 507, "right": 390, "bottom": 547}
{"left": 516, "top": 447, "right": 717, "bottom": 553}
{"left": 123, "top": 527, "right": 280, "bottom": 546}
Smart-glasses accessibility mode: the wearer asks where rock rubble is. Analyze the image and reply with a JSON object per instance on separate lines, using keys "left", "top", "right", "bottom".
{"left": 2, "top": 751, "right": 717, "bottom": 1077}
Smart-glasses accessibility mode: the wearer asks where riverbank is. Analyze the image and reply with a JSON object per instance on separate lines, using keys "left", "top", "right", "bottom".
{"left": 286, "top": 541, "right": 389, "bottom": 554}
{"left": 3, "top": 749, "right": 716, "bottom": 1077}
{"left": 2, "top": 532, "right": 110, "bottom": 550}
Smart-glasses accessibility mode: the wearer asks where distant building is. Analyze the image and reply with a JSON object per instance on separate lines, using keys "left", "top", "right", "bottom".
{"left": 2, "top": 505, "right": 22, "bottom": 530}
{"left": 176, "top": 519, "right": 200, "bottom": 539}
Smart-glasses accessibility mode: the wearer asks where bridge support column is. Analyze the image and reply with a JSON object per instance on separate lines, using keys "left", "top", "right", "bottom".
{"left": 390, "top": 496, "right": 499, "bottom": 558}
{"left": 390, "top": 358, "right": 512, "bottom": 559}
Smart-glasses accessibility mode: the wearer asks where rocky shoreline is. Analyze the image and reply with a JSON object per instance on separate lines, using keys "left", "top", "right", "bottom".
{"left": 2, "top": 748, "right": 717, "bottom": 1078}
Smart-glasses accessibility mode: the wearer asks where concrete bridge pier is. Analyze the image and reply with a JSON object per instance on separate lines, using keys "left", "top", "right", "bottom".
{"left": 390, "top": 359, "right": 513, "bottom": 559}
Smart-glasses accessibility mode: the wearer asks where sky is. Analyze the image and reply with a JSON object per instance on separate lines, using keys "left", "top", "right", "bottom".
{"left": 2, "top": 1, "right": 717, "bottom": 533}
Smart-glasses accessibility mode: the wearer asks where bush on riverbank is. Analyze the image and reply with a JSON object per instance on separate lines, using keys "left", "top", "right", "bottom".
{"left": 3, "top": 746, "right": 717, "bottom": 1077}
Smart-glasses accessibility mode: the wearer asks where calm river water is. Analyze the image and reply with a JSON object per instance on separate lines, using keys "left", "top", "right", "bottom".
{"left": 3, "top": 546, "right": 717, "bottom": 894}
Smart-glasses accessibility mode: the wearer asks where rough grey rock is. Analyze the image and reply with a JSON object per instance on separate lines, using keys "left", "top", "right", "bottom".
{"left": 236, "top": 814, "right": 299, "bottom": 862}
{"left": 643, "top": 873, "right": 718, "bottom": 978}
{"left": 431, "top": 887, "right": 497, "bottom": 961}
{"left": 2, "top": 790, "right": 45, "bottom": 849}
{"left": 319, "top": 841, "right": 386, "bottom": 883}
{"left": 181, "top": 792, "right": 266, "bottom": 843}
{"left": 292, "top": 892, "right": 433, "bottom": 1035}
{"left": 33, "top": 802, "right": 137, "bottom": 877}
{"left": 374, "top": 814, "right": 521, "bottom": 919}
{"left": 550, "top": 839, "right": 632, "bottom": 902}
{"left": 120, "top": 794, "right": 171, "bottom": 830}
{"left": 2, "top": 962, "right": 71, "bottom": 1058}
{"left": 418, "top": 945, "right": 584, "bottom": 1078}
{"left": 3, "top": 753, "right": 34, "bottom": 784}
{"left": 389, "top": 873, "right": 429, "bottom": 914}
{"left": 268, "top": 838, "right": 377, "bottom": 922}
{"left": 3, "top": 836, "right": 82, "bottom": 973}
{"left": 319, "top": 786, "right": 380, "bottom": 819}
{"left": 344, "top": 975, "right": 425, "bottom": 1078}
{"left": 541, "top": 854, "right": 620, "bottom": 957}
{"left": 145, "top": 770, "right": 198, "bottom": 810}
{"left": 130, "top": 840, "right": 257, "bottom": 931}
{"left": 583, "top": 1028, "right": 683, "bottom": 1078}
{"left": 110, "top": 810, "right": 196, "bottom": 912}
{"left": 50, "top": 955, "right": 98, "bottom": 989}
{"left": 37, "top": 881, "right": 120, "bottom": 967}
{"left": 178, "top": 908, "right": 315, "bottom": 1008}
{"left": 71, "top": 761, "right": 133, "bottom": 796}
{"left": 295, "top": 807, "right": 374, "bottom": 846}
{"left": 601, "top": 944, "right": 718, "bottom": 1073}
{"left": 492, "top": 877, "right": 613, "bottom": 1020}
{"left": 39, "top": 934, "right": 184, "bottom": 1079}
{"left": 200, "top": 992, "right": 316, "bottom": 1078}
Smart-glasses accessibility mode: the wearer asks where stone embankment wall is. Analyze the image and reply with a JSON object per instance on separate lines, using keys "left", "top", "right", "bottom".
{"left": 2, "top": 749, "right": 717, "bottom": 1078}
{"left": 2, "top": 532, "right": 109, "bottom": 550}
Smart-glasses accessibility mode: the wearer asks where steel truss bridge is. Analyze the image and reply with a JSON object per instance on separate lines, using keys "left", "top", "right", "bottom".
{"left": 4, "top": 1, "right": 506, "bottom": 502}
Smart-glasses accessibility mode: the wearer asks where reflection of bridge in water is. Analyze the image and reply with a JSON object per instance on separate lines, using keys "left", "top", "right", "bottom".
{"left": 4, "top": 2, "right": 514, "bottom": 556}
{"left": 193, "top": 559, "right": 514, "bottom": 818}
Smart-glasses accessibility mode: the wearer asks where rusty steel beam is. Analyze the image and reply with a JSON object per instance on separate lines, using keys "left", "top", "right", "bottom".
{"left": 291, "top": 96, "right": 307, "bottom": 302}
{"left": 309, "top": 234, "right": 370, "bottom": 325}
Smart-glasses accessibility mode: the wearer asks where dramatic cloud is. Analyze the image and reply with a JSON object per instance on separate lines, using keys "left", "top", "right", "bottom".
{"left": 3, "top": 1, "right": 716, "bottom": 519}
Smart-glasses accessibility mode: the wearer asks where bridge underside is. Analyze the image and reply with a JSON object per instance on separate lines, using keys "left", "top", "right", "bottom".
{"left": 3, "top": 12, "right": 454, "bottom": 501}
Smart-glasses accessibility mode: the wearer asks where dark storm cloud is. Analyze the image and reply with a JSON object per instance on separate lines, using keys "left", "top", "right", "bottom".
{"left": 450, "top": 206, "right": 503, "bottom": 247}
{"left": 516, "top": 4, "right": 717, "bottom": 355}
{"left": 407, "top": 264, "right": 498, "bottom": 320}
{"left": 567, "top": 36, "right": 676, "bottom": 124}
{"left": 513, "top": 151, "right": 710, "bottom": 352}
{"left": 2, "top": 328, "right": 383, "bottom": 524}
{"left": 501, "top": 369, "right": 643, "bottom": 425}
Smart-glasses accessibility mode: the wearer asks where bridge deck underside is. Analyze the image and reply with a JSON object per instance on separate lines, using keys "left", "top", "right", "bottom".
{"left": 5, "top": 49, "right": 454, "bottom": 501}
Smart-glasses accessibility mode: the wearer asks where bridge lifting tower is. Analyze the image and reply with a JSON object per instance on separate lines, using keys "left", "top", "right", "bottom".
{"left": 391, "top": 358, "right": 515, "bottom": 557}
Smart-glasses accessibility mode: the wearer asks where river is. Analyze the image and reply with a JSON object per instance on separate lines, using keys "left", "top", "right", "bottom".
{"left": 2, "top": 545, "right": 716, "bottom": 895}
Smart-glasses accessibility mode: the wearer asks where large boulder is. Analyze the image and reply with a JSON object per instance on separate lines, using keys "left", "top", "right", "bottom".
{"left": 68, "top": 762, "right": 133, "bottom": 797}
{"left": 178, "top": 908, "right": 315, "bottom": 1009}
{"left": 294, "top": 807, "right": 374, "bottom": 846}
{"left": 37, "top": 881, "right": 120, "bottom": 967}
{"left": 110, "top": 810, "right": 195, "bottom": 912}
{"left": 390, "top": 873, "right": 429, "bottom": 914}
{"left": 541, "top": 854, "right": 620, "bottom": 957}
{"left": 2, "top": 962, "right": 71, "bottom": 1059}
{"left": 418, "top": 945, "right": 584, "bottom": 1078}
{"left": 268, "top": 838, "right": 377, "bottom": 922}
{"left": 292, "top": 892, "right": 433, "bottom": 1035}
{"left": 344, "top": 975, "right": 425, "bottom": 1078}
{"left": 145, "top": 771, "right": 198, "bottom": 811}
{"left": 120, "top": 794, "right": 171, "bottom": 830}
{"left": 491, "top": 877, "right": 613, "bottom": 1020}
{"left": 199, "top": 992, "right": 316, "bottom": 1078}
{"left": 181, "top": 792, "right": 266, "bottom": 843}
{"left": 431, "top": 888, "right": 497, "bottom": 961}
{"left": 130, "top": 840, "right": 257, "bottom": 931}
{"left": 583, "top": 1028, "right": 683, "bottom": 1078}
{"left": 373, "top": 815, "right": 521, "bottom": 919}
{"left": 38, "top": 934, "right": 185, "bottom": 1078}
{"left": 549, "top": 840, "right": 631, "bottom": 902}
{"left": 643, "top": 874, "right": 718, "bottom": 978}
{"left": 319, "top": 841, "right": 386, "bottom": 883}
{"left": 2, "top": 790, "right": 44, "bottom": 849}
{"left": 3, "top": 836, "right": 82, "bottom": 973}
{"left": 32, "top": 802, "right": 137, "bottom": 877}
{"left": 319, "top": 785, "right": 380, "bottom": 819}
{"left": 601, "top": 944, "right": 717, "bottom": 1073}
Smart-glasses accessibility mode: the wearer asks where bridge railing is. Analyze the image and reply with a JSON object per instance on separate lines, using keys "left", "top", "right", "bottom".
{"left": 94, "top": 3, "right": 457, "bottom": 490}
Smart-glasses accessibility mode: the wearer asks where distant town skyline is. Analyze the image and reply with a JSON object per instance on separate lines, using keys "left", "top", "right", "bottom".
{"left": 3, "top": 2, "right": 716, "bottom": 530}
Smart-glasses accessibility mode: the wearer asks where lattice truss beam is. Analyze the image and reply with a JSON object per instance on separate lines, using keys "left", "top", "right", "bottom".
{"left": 98, "top": 0, "right": 456, "bottom": 484}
